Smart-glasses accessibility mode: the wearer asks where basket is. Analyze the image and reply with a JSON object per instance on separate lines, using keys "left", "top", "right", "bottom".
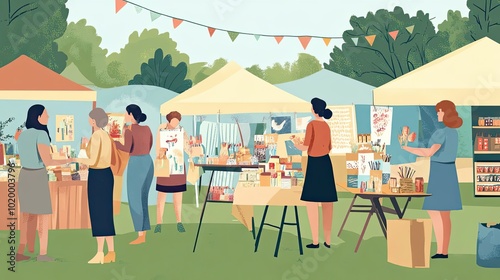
{"left": 399, "top": 178, "right": 414, "bottom": 193}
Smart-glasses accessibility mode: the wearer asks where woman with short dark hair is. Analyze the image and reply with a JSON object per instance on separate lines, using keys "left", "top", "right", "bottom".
{"left": 154, "top": 111, "right": 190, "bottom": 233}
{"left": 115, "top": 104, "right": 154, "bottom": 244}
{"left": 16, "top": 105, "right": 72, "bottom": 262}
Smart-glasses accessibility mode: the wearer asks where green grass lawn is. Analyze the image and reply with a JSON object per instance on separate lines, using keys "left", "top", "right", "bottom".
{"left": 1, "top": 185, "right": 500, "bottom": 280}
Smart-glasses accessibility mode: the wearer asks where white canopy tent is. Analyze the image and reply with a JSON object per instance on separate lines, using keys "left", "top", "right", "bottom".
{"left": 373, "top": 37, "right": 500, "bottom": 106}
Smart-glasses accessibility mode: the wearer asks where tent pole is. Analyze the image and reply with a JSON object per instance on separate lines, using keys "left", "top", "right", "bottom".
{"left": 193, "top": 114, "right": 199, "bottom": 208}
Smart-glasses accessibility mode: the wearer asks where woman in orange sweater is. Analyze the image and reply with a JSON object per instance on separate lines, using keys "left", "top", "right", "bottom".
{"left": 293, "top": 98, "right": 338, "bottom": 249}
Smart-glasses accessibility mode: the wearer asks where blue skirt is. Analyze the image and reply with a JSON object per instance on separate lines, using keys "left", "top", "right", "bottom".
{"left": 422, "top": 161, "right": 462, "bottom": 211}
{"left": 301, "top": 155, "right": 338, "bottom": 202}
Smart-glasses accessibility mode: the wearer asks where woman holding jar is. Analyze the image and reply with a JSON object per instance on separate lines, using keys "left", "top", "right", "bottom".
{"left": 16, "top": 105, "right": 72, "bottom": 262}
{"left": 75, "top": 108, "right": 116, "bottom": 264}
{"left": 115, "top": 104, "right": 154, "bottom": 244}
{"left": 402, "top": 100, "right": 463, "bottom": 259}
{"left": 154, "top": 111, "right": 191, "bottom": 234}
{"left": 292, "top": 98, "right": 338, "bottom": 249}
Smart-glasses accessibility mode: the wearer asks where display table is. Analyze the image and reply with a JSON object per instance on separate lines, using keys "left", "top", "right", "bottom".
{"left": 192, "top": 163, "right": 264, "bottom": 252}
{"left": 336, "top": 182, "right": 430, "bottom": 252}
{"left": 233, "top": 186, "right": 304, "bottom": 257}
{"left": 0, "top": 181, "right": 90, "bottom": 230}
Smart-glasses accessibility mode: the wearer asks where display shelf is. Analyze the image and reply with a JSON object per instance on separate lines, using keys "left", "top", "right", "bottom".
{"left": 474, "top": 151, "right": 500, "bottom": 154}
{"left": 474, "top": 192, "right": 500, "bottom": 197}
{"left": 473, "top": 126, "right": 500, "bottom": 129}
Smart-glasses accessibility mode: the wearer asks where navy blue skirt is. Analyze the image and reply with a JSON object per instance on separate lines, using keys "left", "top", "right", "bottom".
{"left": 301, "top": 155, "right": 338, "bottom": 202}
{"left": 88, "top": 167, "right": 116, "bottom": 237}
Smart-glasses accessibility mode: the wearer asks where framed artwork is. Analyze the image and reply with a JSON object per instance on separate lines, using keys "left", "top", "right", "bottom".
{"left": 271, "top": 116, "right": 291, "bottom": 134}
{"left": 55, "top": 115, "right": 74, "bottom": 142}
{"left": 105, "top": 113, "right": 126, "bottom": 139}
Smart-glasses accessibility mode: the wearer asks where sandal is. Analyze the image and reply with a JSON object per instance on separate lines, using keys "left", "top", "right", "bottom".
{"left": 177, "top": 222, "right": 186, "bottom": 233}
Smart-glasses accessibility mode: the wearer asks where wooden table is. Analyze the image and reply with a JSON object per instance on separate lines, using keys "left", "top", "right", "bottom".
{"left": 336, "top": 183, "right": 430, "bottom": 252}
{"left": 0, "top": 181, "right": 90, "bottom": 230}
{"left": 233, "top": 186, "right": 304, "bottom": 257}
{"left": 192, "top": 164, "right": 264, "bottom": 253}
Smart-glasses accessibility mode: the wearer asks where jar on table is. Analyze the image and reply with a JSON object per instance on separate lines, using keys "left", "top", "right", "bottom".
{"left": 281, "top": 176, "right": 292, "bottom": 189}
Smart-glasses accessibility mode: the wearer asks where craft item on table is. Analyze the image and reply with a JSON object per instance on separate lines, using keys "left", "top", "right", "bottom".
{"left": 264, "top": 134, "right": 278, "bottom": 145}
{"left": 358, "top": 153, "right": 373, "bottom": 176}
{"left": 370, "top": 106, "right": 393, "bottom": 145}
{"left": 271, "top": 116, "right": 291, "bottom": 134}
{"left": 415, "top": 177, "right": 424, "bottom": 193}
{"left": 398, "top": 166, "right": 416, "bottom": 193}
{"left": 105, "top": 114, "right": 126, "bottom": 139}
{"left": 382, "top": 154, "right": 392, "bottom": 162}
{"left": 219, "top": 142, "right": 229, "bottom": 164}
{"left": 368, "top": 161, "right": 381, "bottom": 170}
{"left": 55, "top": 115, "right": 74, "bottom": 142}
{"left": 4, "top": 143, "right": 14, "bottom": 155}
{"left": 295, "top": 116, "right": 311, "bottom": 131}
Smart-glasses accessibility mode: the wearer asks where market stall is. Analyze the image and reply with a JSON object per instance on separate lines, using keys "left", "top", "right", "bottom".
{"left": 0, "top": 55, "right": 96, "bottom": 230}
{"left": 373, "top": 37, "right": 500, "bottom": 197}
{"left": 160, "top": 62, "right": 317, "bottom": 253}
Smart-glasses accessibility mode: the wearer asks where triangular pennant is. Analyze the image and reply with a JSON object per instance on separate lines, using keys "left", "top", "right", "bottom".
{"left": 352, "top": 37, "right": 359, "bottom": 46}
{"left": 406, "top": 25, "right": 415, "bottom": 34}
{"left": 389, "top": 30, "right": 399, "bottom": 40}
{"left": 228, "top": 31, "right": 239, "bottom": 42}
{"left": 150, "top": 11, "right": 161, "bottom": 21}
{"left": 115, "top": 0, "right": 127, "bottom": 13}
{"left": 365, "top": 35, "right": 376, "bottom": 46}
{"left": 173, "top": 18, "right": 183, "bottom": 29}
{"left": 208, "top": 28, "right": 216, "bottom": 37}
{"left": 274, "top": 36, "right": 284, "bottom": 44}
{"left": 134, "top": 6, "right": 142, "bottom": 13}
{"left": 254, "top": 35, "right": 261, "bottom": 41}
{"left": 298, "top": 37, "right": 312, "bottom": 49}
{"left": 323, "top": 38, "right": 331, "bottom": 46}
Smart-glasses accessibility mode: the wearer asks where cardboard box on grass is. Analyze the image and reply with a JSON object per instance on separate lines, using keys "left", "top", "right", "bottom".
{"left": 387, "top": 219, "right": 432, "bottom": 268}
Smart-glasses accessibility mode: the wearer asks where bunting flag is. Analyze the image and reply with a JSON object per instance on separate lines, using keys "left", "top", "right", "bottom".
{"left": 365, "top": 35, "right": 376, "bottom": 46}
{"left": 323, "top": 38, "right": 331, "bottom": 46}
{"left": 254, "top": 35, "right": 261, "bottom": 41}
{"left": 275, "top": 36, "right": 284, "bottom": 44}
{"left": 208, "top": 28, "right": 216, "bottom": 37}
{"left": 299, "top": 37, "right": 312, "bottom": 49}
{"left": 150, "top": 11, "right": 161, "bottom": 21}
{"left": 352, "top": 37, "right": 359, "bottom": 46}
{"left": 115, "top": 0, "right": 127, "bottom": 13}
{"left": 406, "top": 25, "right": 415, "bottom": 34}
{"left": 173, "top": 18, "right": 183, "bottom": 29}
{"left": 135, "top": 6, "right": 142, "bottom": 13}
{"left": 228, "top": 31, "right": 239, "bottom": 42}
{"left": 389, "top": 30, "right": 399, "bottom": 40}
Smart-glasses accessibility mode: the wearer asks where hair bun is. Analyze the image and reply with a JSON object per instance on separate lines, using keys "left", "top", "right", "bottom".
{"left": 323, "top": 108, "right": 333, "bottom": 119}
{"left": 140, "top": 113, "right": 147, "bottom": 122}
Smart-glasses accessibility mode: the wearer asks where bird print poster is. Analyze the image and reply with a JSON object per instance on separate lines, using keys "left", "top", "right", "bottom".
{"left": 271, "top": 116, "right": 291, "bottom": 134}
{"left": 55, "top": 115, "right": 74, "bottom": 142}
{"left": 159, "top": 128, "right": 185, "bottom": 175}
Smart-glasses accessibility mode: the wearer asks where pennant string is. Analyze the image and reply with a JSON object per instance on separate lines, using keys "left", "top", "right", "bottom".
{"left": 123, "top": 1, "right": 342, "bottom": 39}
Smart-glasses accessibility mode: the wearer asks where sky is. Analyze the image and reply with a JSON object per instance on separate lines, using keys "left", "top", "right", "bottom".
{"left": 66, "top": 0, "right": 469, "bottom": 67}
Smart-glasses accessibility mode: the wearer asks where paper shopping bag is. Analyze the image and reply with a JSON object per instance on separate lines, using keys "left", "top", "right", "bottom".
{"left": 187, "top": 161, "right": 201, "bottom": 184}
{"left": 154, "top": 158, "right": 170, "bottom": 177}
{"left": 387, "top": 219, "right": 432, "bottom": 268}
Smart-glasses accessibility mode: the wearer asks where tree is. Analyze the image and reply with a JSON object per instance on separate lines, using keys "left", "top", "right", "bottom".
{"left": 438, "top": 10, "right": 473, "bottom": 51}
{"left": 0, "top": 117, "right": 15, "bottom": 142}
{"left": 108, "top": 29, "right": 203, "bottom": 86}
{"left": 129, "top": 48, "right": 193, "bottom": 93}
{"left": 56, "top": 20, "right": 122, "bottom": 87}
{"left": 0, "top": 0, "right": 68, "bottom": 72}
{"left": 246, "top": 64, "right": 265, "bottom": 79}
{"left": 324, "top": 7, "right": 450, "bottom": 87}
{"left": 193, "top": 58, "right": 228, "bottom": 84}
{"left": 263, "top": 62, "right": 292, "bottom": 84}
{"left": 467, "top": 0, "right": 500, "bottom": 43}
{"left": 289, "top": 53, "right": 322, "bottom": 80}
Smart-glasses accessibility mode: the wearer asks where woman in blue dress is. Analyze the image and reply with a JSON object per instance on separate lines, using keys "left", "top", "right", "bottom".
{"left": 402, "top": 100, "right": 463, "bottom": 259}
